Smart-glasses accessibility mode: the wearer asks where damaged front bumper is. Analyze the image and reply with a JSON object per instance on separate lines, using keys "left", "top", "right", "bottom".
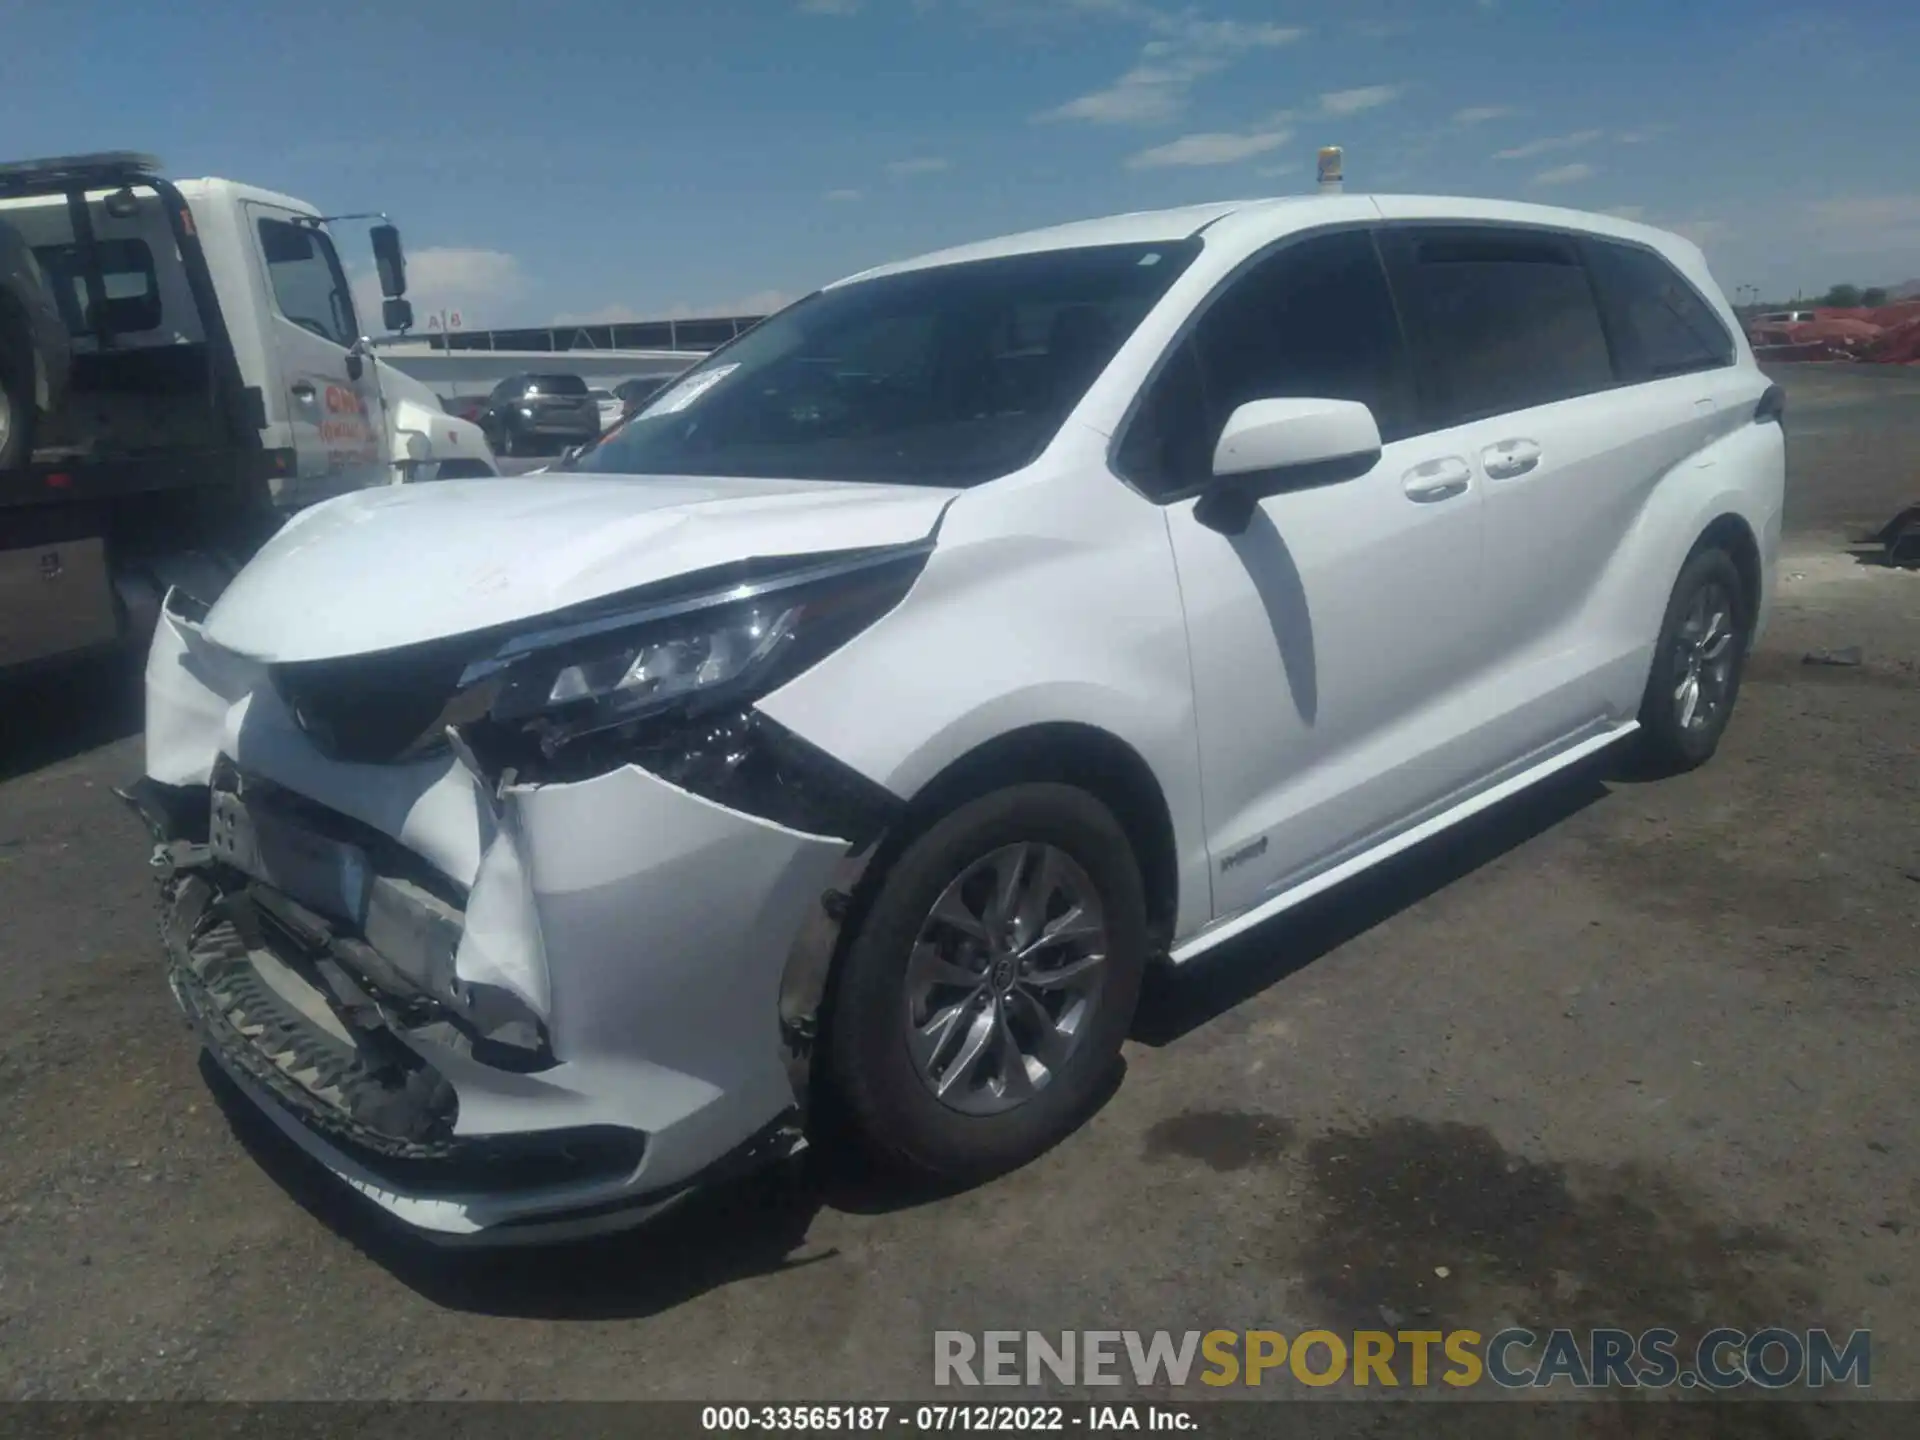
{"left": 133, "top": 604, "right": 884, "bottom": 1245}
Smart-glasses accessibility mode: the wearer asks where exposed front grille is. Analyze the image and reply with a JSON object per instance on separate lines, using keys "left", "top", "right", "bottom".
{"left": 164, "top": 873, "right": 641, "bottom": 1195}
{"left": 271, "top": 636, "right": 478, "bottom": 765}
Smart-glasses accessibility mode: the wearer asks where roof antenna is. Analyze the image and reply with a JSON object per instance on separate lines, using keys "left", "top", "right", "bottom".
{"left": 1317, "top": 146, "right": 1344, "bottom": 194}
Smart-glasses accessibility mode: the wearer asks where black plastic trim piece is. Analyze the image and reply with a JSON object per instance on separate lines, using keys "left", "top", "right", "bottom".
{"left": 1191, "top": 448, "right": 1383, "bottom": 534}
{"left": 165, "top": 876, "right": 630, "bottom": 1195}
{"left": 116, "top": 776, "right": 211, "bottom": 846}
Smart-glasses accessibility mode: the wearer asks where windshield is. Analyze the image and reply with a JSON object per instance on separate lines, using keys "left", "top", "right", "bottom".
{"left": 575, "top": 240, "right": 1200, "bottom": 486}
{"left": 525, "top": 373, "right": 588, "bottom": 395}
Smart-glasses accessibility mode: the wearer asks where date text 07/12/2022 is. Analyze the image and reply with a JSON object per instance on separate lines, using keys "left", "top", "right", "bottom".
{"left": 702, "top": 1406, "right": 1192, "bottom": 1432}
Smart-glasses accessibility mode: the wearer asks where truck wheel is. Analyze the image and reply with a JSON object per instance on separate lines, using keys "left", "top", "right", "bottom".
{"left": 0, "top": 340, "right": 33, "bottom": 470}
{"left": 826, "top": 783, "right": 1148, "bottom": 1184}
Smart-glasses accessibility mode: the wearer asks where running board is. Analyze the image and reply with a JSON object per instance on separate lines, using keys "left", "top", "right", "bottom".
{"left": 1169, "top": 721, "right": 1638, "bottom": 964}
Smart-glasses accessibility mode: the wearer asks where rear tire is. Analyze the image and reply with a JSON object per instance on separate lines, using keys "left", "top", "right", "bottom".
{"left": 0, "top": 338, "right": 34, "bottom": 470}
{"left": 826, "top": 783, "right": 1147, "bottom": 1184}
{"left": 1635, "top": 546, "right": 1750, "bottom": 774}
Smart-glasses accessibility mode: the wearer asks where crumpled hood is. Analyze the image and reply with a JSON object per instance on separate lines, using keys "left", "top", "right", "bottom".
{"left": 204, "top": 474, "right": 956, "bottom": 663}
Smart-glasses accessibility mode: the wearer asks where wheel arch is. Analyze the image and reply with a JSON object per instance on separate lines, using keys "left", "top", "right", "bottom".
{"left": 1692, "top": 511, "right": 1763, "bottom": 636}
{"left": 784, "top": 721, "right": 1183, "bottom": 1121}
{"left": 882, "top": 721, "right": 1181, "bottom": 951}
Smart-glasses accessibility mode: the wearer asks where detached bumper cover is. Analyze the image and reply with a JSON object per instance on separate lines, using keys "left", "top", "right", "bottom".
{"left": 139, "top": 760, "right": 852, "bottom": 1240}
{"left": 142, "top": 597, "right": 884, "bottom": 1241}
{"left": 161, "top": 868, "right": 648, "bottom": 1192}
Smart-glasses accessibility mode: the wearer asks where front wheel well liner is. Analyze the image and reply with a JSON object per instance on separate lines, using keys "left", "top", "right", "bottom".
{"left": 878, "top": 723, "right": 1180, "bottom": 950}
{"left": 1691, "top": 513, "right": 1762, "bottom": 638}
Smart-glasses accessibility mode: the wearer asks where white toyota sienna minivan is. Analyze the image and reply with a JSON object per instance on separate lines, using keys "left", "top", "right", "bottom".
{"left": 129, "top": 193, "right": 1785, "bottom": 1243}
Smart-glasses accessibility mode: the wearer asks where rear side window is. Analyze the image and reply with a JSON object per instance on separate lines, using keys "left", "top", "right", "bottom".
{"left": 33, "top": 239, "right": 162, "bottom": 336}
{"left": 1389, "top": 228, "right": 1615, "bottom": 423}
{"left": 1584, "top": 240, "right": 1734, "bottom": 380}
{"left": 1116, "top": 228, "right": 1415, "bottom": 499}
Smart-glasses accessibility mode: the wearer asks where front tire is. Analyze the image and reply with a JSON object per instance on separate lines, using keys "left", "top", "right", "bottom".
{"left": 826, "top": 783, "right": 1148, "bottom": 1184}
{"left": 1635, "top": 546, "right": 1750, "bottom": 773}
{"left": 0, "top": 341, "right": 34, "bottom": 470}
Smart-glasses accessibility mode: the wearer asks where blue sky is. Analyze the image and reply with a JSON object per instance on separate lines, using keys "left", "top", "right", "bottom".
{"left": 3, "top": 0, "right": 1916, "bottom": 328}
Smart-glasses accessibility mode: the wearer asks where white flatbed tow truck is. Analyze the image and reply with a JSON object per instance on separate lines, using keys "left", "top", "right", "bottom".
{"left": 0, "top": 152, "right": 496, "bottom": 677}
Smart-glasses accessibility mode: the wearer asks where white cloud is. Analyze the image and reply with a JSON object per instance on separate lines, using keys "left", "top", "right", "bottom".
{"left": 824, "top": 187, "right": 864, "bottom": 201}
{"left": 1494, "top": 128, "right": 1603, "bottom": 161}
{"left": 1038, "top": 12, "right": 1304, "bottom": 125}
{"left": 885, "top": 157, "right": 951, "bottom": 177}
{"left": 1668, "top": 218, "right": 1726, "bottom": 247}
{"left": 551, "top": 290, "right": 798, "bottom": 327}
{"left": 797, "top": 0, "right": 861, "bottom": 13}
{"left": 1615, "top": 124, "right": 1670, "bottom": 144}
{"left": 550, "top": 304, "right": 650, "bottom": 326}
{"left": 1602, "top": 204, "right": 1647, "bottom": 221}
{"left": 1127, "top": 128, "right": 1292, "bottom": 169}
{"left": 1802, "top": 195, "right": 1920, "bottom": 250}
{"left": 1320, "top": 84, "right": 1401, "bottom": 116}
{"left": 668, "top": 289, "right": 798, "bottom": 318}
{"left": 1452, "top": 104, "right": 1513, "bottom": 125}
{"left": 1532, "top": 161, "right": 1596, "bottom": 186}
{"left": 354, "top": 246, "right": 524, "bottom": 333}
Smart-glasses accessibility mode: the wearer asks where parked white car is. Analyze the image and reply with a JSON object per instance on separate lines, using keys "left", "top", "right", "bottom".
{"left": 588, "top": 386, "right": 623, "bottom": 433}
{"left": 131, "top": 194, "right": 1784, "bottom": 1243}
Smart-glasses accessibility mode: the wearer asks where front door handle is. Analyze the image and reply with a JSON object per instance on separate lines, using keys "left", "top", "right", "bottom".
{"left": 1482, "top": 437, "right": 1541, "bottom": 479}
{"left": 1402, "top": 456, "right": 1473, "bottom": 503}
{"left": 291, "top": 382, "right": 317, "bottom": 403}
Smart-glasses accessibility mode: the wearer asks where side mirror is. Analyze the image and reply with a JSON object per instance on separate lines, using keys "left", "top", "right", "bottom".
{"left": 382, "top": 297, "right": 415, "bottom": 334}
{"left": 370, "top": 223, "right": 407, "bottom": 298}
{"left": 1195, "top": 398, "right": 1382, "bottom": 536}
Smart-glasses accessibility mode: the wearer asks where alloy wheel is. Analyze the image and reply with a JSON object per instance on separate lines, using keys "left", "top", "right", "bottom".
{"left": 904, "top": 842, "right": 1109, "bottom": 1117}
{"left": 1671, "top": 579, "right": 1738, "bottom": 733}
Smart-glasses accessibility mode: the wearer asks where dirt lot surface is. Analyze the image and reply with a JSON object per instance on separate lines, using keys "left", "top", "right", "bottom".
{"left": 0, "top": 366, "right": 1915, "bottom": 1415}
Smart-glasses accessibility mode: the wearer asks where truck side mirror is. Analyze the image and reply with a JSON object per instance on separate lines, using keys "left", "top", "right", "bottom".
{"left": 382, "top": 297, "right": 415, "bottom": 334}
{"left": 370, "top": 223, "right": 407, "bottom": 298}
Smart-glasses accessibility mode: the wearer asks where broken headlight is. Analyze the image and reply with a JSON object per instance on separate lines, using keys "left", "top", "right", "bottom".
{"left": 458, "top": 545, "right": 929, "bottom": 763}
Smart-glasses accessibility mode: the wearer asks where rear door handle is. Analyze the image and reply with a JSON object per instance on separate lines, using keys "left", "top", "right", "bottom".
{"left": 291, "top": 382, "right": 317, "bottom": 402}
{"left": 1482, "top": 437, "right": 1541, "bottom": 479}
{"left": 1402, "top": 456, "right": 1473, "bottom": 503}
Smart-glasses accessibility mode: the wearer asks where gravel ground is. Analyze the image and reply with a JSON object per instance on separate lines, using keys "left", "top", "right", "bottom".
{"left": 0, "top": 366, "right": 1915, "bottom": 1414}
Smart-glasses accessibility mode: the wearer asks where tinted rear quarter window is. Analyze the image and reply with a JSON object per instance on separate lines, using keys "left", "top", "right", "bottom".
{"left": 1389, "top": 228, "right": 1616, "bottom": 423}
{"left": 1584, "top": 239, "right": 1734, "bottom": 380}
